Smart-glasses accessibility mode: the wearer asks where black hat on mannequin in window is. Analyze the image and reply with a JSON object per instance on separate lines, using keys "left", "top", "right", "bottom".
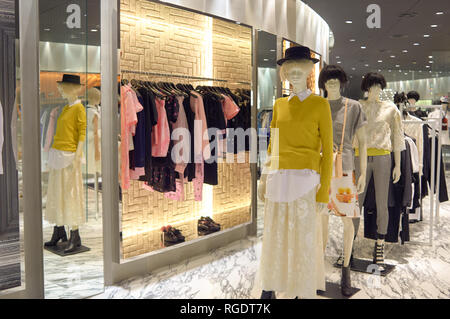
{"left": 277, "top": 45, "right": 320, "bottom": 65}
{"left": 57, "top": 74, "right": 82, "bottom": 85}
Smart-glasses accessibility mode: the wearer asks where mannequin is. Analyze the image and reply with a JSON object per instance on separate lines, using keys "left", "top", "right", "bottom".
{"left": 258, "top": 46, "right": 333, "bottom": 299}
{"left": 318, "top": 65, "right": 368, "bottom": 296}
{"left": 45, "top": 74, "right": 87, "bottom": 254}
{"left": 355, "top": 73, "right": 405, "bottom": 270}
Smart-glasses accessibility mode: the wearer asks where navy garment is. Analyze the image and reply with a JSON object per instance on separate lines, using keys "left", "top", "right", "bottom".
{"left": 129, "top": 93, "right": 146, "bottom": 170}
{"left": 363, "top": 140, "right": 413, "bottom": 243}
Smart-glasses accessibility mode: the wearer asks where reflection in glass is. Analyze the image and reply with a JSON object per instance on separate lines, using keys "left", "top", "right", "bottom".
{"left": 39, "top": 0, "right": 103, "bottom": 299}
{"left": 0, "top": 0, "right": 22, "bottom": 293}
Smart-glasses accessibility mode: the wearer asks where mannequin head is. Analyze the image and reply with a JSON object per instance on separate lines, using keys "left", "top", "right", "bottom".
{"left": 361, "top": 72, "right": 386, "bottom": 101}
{"left": 394, "top": 92, "right": 409, "bottom": 114}
{"left": 319, "top": 65, "right": 348, "bottom": 99}
{"left": 407, "top": 91, "right": 420, "bottom": 106}
{"left": 57, "top": 82, "right": 82, "bottom": 103}
{"left": 280, "top": 59, "right": 314, "bottom": 92}
{"left": 87, "top": 87, "right": 101, "bottom": 106}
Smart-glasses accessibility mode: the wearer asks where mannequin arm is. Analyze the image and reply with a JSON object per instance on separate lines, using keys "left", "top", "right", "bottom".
{"left": 258, "top": 157, "right": 271, "bottom": 202}
{"left": 356, "top": 126, "right": 367, "bottom": 193}
{"left": 93, "top": 115, "right": 100, "bottom": 161}
{"left": 393, "top": 151, "right": 401, "bottom": 183}
{"left": 74, "top": 141, "right": 85, "bottom": 168}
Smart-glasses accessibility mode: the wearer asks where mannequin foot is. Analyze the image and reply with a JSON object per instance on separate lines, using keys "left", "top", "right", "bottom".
{"left": 341, "top": 266, "right": 352, "bottom": 297}
{"left": 64, "top": 229, "right": 82, "bottom": 253}
{"left": 372, "top": 242, "right": 386, "bottom": 272}
{"left": 260, "top": 290, "right": 276, "bottom": 299}
{"left": 44, "top": 226, "right": 68, "bottom": 247}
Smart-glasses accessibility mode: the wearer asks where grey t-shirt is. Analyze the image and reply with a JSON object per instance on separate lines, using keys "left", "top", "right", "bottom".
{"left": 329, "top": 97, "right": 367, "bottom": 171}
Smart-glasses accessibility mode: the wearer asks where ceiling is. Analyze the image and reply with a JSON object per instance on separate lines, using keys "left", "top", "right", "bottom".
{"left": 303, "top": 0, "right": 450, "bottom": 86}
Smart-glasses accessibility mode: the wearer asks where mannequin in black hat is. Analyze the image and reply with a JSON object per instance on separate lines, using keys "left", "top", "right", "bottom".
{"left": 44, "top": 74, "right": 87, "bottom": 254}
{"left": 257, "top": 45, "right": 332, "bottom": 299}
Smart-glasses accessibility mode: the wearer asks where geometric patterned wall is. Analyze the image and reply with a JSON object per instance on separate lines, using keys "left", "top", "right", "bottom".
{"left": 120, "top": 0, "right": 252, "bottom": 259}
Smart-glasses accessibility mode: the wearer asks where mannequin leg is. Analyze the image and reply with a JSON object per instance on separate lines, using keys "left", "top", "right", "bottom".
{"left": 321, "top": 214, "right": 329, "bottom": 253}
{"left": 372, "top": 155, "right": 391, "bottom": 237}
{"left": 342, "top": 218, "right": 355, "bottom": 267}
{"left": 44, "top": 225, "right": 68, "bottom": 247}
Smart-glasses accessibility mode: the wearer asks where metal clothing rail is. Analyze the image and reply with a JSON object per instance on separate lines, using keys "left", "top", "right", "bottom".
{"left": 120, "top": 69, "right": 228, "bottom": 83}
{"left": 403, "top": 116, "right": 442, "bottom": 246}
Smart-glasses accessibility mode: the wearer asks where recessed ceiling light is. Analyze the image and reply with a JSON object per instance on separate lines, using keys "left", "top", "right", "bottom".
{"left": 429, "top": 55, "right": 433, "bottom": 58}
{"left": 365, "top": 64, "right": 369, "bottom": 67}
{"left": 412, "top": 61, "right": 417, "bottom": 64}
{"left": 263, "top": 59, "right": 269, "bottom": 61}
{"left": 426, "top": 65, "right": 430, "bottom": 68}
{"left": 351, "top": 67, "right": 356, "bottom": 70}
{"left": 429, "top": 61, "right": 433, "bottom": 63}
{"left": 390, "top": 55, "right": 396, "bottom": 58}
{"left": 405, "top": 73, "right": 408, "bottom": 75}
{"left": 350, "top": 39, "right": 356, "bottom": 42}
{"left": 337, "top": 61, "right": 342, "bottom": 64}
{"left": 336, "top": 56, "right": 340, "bottom": 59}
{"left": 389, "top": 70, "right": 392, "bottom": 72}
{"left": 378, "top": 69, "right": 381, "bottom": 72}
{"left": 91, "top": 29, "right": 98, "bottom": 32}
{"left": 431, "top": 24, "right": 438, "bottom": 28}
{"left": 378, "top": 60, "right": 383, "bottom": 63}
{"left": 436, "top": 12, "right": 444, "bottom": 15}
{"left": 396, "top": 64, "right": 400, "bottom": 67}
{"left": 44, "top": 28, "right": 51, "bottom": 31}
{"left": 361, "top": 46, "right": 366, "bottom": 49}
{"left": 402, "top": 50, "right": 408, "bottom": 53}
{"left": 413, "top": 43, "right": 420, "bottom": 46}
{"left": 345, "top": 20, "right": 353, "bottom": 24}
{"left": 424, "top": 34, "right": 430, "bottom": 38}
{"left": 270, "top": 49, "right": 276, "bottom": 52}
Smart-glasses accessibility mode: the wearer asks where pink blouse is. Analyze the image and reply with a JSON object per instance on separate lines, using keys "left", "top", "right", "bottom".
{"left": 120, "top": 84, "right": 143, "bottom": 190}
{"left": 151, "top": 98, "right": 170, "bottom": 157}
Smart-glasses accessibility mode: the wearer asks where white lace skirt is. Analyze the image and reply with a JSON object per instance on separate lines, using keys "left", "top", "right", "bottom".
{"left": 45, "top": 160, "right": 85, "bottom": 226}
{"left": 259, "top": 186, "right": 325, "bottom": 299}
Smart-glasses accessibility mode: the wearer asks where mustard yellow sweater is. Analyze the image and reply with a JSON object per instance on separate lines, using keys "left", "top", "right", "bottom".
{"left": 52, "top": 103, "right": 87, "bottom": 153}
{"left": 268, "top": 95, "right": 333, "bottom": 203}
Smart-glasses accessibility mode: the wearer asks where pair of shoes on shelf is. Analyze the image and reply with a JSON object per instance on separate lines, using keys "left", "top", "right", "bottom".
{"left": 161, "top": 225, "right": 185, "bottom": 247}
{"left": 198, "top": 216, "right": 221, "bottom": 236}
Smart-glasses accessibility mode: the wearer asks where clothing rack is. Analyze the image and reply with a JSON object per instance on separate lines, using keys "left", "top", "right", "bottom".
{"left": 120, "top": 69, "right": 228, "bottom": 83}
{"left": 402, "top": 117, "right": 442, "bottom": 246}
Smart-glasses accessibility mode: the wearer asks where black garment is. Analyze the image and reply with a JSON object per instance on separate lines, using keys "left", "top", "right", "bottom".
{"left": 420, "top": 125, "right": 448, "bottom": 203}
{"left": 148, "top": 96, "right": 180, "bottom": 193}
{"left": 363, "top": 141, "right": 413, "bottom": 243}
{"left": 183, "top": 94, "right": 196, "bottom": 182}
{"left": 202, "top": 92, "right": 227, "bottom": 186}
{"left": 227, "top": 94, "right": 252, "bottom": 154}
{"left": 137, "top": 88, "right": 158, "bottom": 184}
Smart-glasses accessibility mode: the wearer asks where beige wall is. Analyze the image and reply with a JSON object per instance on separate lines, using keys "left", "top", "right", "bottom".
{"left": 120, "top": 0, "right": 252, "bottom": 259}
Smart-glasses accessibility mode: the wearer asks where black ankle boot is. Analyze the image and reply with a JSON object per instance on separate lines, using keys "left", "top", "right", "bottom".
{"left": 64, "top": 229, "right": 82, "bottom": 253}
{"left": 341, "top": 266, "right": 352, "bottom": 297}
{"left": 260, "top": 290, "right": 276, "bottom": 299}
{"left": 44, "top": 226, "right": 68, "bottom": 247}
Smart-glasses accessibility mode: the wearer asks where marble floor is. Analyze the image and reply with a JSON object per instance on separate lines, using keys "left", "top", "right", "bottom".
{"left": 92, "top": 190, "right": 450, "bottom": 299}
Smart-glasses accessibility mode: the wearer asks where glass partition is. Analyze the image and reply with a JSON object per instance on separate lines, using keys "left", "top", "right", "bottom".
{"left": 39, "top": 0, "right": 103, "bottom": 299}
{"left": 0, "top": 0, "right": 22, "bottom": 293}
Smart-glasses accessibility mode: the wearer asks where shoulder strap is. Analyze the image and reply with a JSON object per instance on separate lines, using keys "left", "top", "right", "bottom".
{"left": 339, "top": 98, "right": 349, "bottom": 153}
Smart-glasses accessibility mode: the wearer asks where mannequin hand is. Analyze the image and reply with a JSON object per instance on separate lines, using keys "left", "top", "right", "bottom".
{"left": 258, "top": 174, "right": 268, "bottom": 202}
{"left": 392, "top": 166, "right": 401, "bottom": 184}
{"left": 357, "top": 174, "right": 366, "bottom": 194}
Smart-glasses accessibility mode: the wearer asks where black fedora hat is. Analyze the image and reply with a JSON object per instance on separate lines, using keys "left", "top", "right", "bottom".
{"left": 277, "top": 45, "right": 320, "bottom": 66}
{"left": 57, "top": 74, "right": 82, "bottom": 85}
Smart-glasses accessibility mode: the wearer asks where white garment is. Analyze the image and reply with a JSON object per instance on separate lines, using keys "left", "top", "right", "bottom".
{"left": 403, "top": 114, "right": 423, "bottom": 174}
{"left": 264, "top": 89, "right": 320, "bottom": 203}
{"left": 48, "top": 148, "right": 75, "bottom": 170}
{"left": 357, "top": 100, "right": 406, "bottom": 152}
{"left": 85, "top": 105, "right": 101, "bottom": 174}
{"left": 0, "top": 101, "right": 3, "bottom": 174}
{"left": 405, "top": 136, "right": 419, "bottom": 174}
{"left": 259, "top": 186, "right": 325, "bottom": 298}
